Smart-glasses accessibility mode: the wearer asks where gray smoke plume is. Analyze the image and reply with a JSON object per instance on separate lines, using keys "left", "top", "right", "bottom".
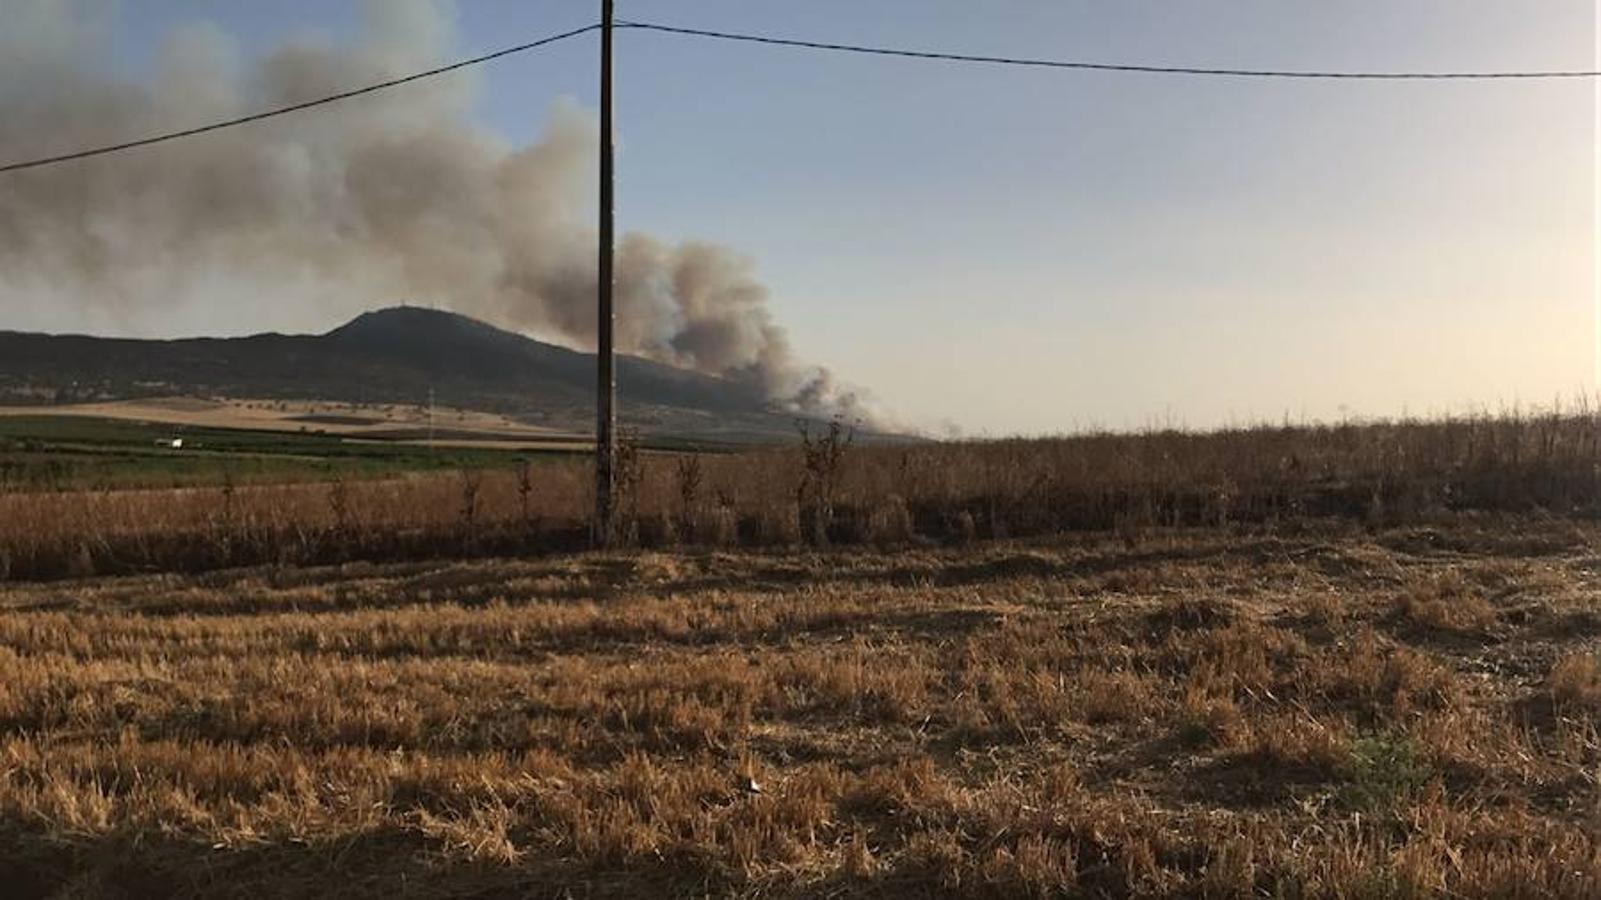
{"left": 0, "top": 0, "right": 873, "bottom": 421}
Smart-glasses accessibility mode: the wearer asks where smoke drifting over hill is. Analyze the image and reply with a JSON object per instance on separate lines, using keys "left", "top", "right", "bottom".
{"left": 0, "top": 0, "right": 871, "bottom": 419}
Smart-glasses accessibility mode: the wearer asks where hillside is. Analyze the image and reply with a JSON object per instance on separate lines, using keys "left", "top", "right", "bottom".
{"left": 0, "top": 307, "right": 822, "bottom": 443}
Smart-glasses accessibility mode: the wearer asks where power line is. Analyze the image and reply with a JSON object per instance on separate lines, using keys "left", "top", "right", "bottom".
{"left": 0, "top": 23, "right": 600, "bottom": 175}
{"left": 2, "top": 17, "right": 1595, "bottom": 177}
{"left": 619, "top": 19, "right": 1601, "bottom": 81}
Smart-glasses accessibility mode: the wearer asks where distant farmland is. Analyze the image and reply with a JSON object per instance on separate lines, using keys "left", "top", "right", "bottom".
{"left": 0, "top": 412, "right": 575, "bottom": 493}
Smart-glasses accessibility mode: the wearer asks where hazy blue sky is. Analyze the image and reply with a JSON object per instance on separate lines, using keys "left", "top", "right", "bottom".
{"left": 23, "top": 2, "right": 1601, "bottom": 433}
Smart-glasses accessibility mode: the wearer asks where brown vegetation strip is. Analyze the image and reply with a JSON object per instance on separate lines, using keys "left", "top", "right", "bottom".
{"left": 8, "top": 411, "right": 1601, "bottom": 581}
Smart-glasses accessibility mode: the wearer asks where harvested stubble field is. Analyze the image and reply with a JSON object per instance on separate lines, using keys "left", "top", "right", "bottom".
{"left": 3, "top": 516, "right": 1601, "bottom": 897}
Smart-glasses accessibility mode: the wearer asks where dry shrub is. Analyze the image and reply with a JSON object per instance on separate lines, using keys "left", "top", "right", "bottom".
{"left": 1075, "top": 669, "right": 1159, "bottom": 724}
{"left": 946, "top": 510, "right": 977, "bottom": 544}
{"left": 711, "top": 504, "right": 742, "bottom": 546}
{"left": 866, "top": 494, "right": 915, "bottom": 545}
{"left": 1146, "top": 596, "right": 1238, "bottom": 635}
{"left": 1404, "top": 706, "right": 1547, "bottom": 794}
{"left": 976, "top": 834, "right": 1079, "bottom": 896}
{"left": 413, "top": 800, "right": 522, "bottom": 864}
{"left": 1548, "top": 653, "right": 1601, "bottom": 712}
{"left": 842, "top": 829, "right": 879, "bottom": 880}
{"left": 65, "top": 543, "right": 95, "bottom": 578}
{"left": 1199, "top": 836, "right": 1256, "bottom": 899}
{"left": 900, "top": 830, "right": 969, "bottom": 891}
{"left": 634, "top": 510, "right": 678, "bottom": 547}
{"left": 515, "top": 459, "right": 535, "bottom": 527}
{"left": 1039, "top": 762, "right": 1080, "bottom": 802}
{"left": 796, "top": 417, "right": 853, "bottom": 547}
{"left": 674, "top": 454, "right": 705, "bottom": 533}
{"left": 777, "top": 643, "right": 933, "bottom": 724}
{"left": 1396, "top": 570, "right": 1497, "bottom": 634}
{"left": 1246, "top": 714, "right": 1352, "bottom": 776}
{"left": 457, "top": 470, "right": 483, "bottom": 535}
{"left": 1186, "top": 621, "right": 1298, "bottom": 698}
{"left": 1300, "top": 591, "right": 1348, "bottom": 633}
{"left": 752, "top": 503, "right": 802, "bottom": 546}
{"left": 1317, "top": 631, "right": 1463, "bottom": 720}
{"left": 843, "top": 758, "right": 957, "bottom": 820}
{"left": 1195, "top": 715, "right": 1351, "bottom": 805}
{"left": 1177, "top": 683, "right": 1249, "bottom": 749}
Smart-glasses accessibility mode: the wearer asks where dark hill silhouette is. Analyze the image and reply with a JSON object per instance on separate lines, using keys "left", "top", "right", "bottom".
{"left": 0, "top": 307, "right": 830, "bottom": 442}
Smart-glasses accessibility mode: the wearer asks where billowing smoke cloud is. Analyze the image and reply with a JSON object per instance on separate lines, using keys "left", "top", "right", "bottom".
{"left": 0, "top": 0, "right": 875, "bottom": 421}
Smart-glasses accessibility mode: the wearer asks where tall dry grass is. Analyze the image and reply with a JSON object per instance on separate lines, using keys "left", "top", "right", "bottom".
{"left": 4, "top": 409, "right": 1600, "bottom": 580}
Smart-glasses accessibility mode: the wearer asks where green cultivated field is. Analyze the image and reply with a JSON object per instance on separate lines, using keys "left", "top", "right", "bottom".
{"left": 0, "top": 415, "right": 568, "bottom": 491}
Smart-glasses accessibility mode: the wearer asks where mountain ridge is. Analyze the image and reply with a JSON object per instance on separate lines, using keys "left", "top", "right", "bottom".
{"left": 0, "top": 307, "right": 840, "bottom": 443}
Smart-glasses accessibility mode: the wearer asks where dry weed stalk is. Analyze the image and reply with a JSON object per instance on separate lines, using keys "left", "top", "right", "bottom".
{"left": 797, "top": 416, "right": 854, "bottom": 546}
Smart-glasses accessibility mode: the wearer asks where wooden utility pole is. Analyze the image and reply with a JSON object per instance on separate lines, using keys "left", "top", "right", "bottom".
{"left": 594, "top": 0, "right": 617, "bottom": 547}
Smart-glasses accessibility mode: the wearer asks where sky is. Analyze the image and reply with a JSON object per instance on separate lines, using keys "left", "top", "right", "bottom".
{"left": 3, "top": 0, "right": 1597, "bottom": 436}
